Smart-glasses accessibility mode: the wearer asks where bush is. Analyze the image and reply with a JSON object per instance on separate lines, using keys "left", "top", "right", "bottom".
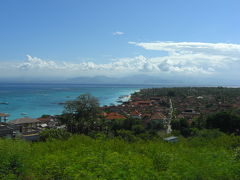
{"left": 39, "top": 129, "right": 71, "bottom": 141}
{"left": 0, "top": 134, "right": 240, "bottom": 179}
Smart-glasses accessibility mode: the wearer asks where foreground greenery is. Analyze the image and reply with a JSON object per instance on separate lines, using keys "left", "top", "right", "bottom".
{"left": 3, "top": 92, "right": 240, "bottom": 179}
{"left": 2, "top": 132, "right": 240, "bottom": 180}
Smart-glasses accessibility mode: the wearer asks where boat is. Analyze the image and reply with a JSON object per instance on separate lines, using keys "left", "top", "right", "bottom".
{"left": 21, "top": 113, "right": 28, "bottom": 116}
{"left": 0, "top": 102, "right": 9, "bottom": 105}
{"left": 119, "top": 95, "right": 129, "bottom": 98}
{"left": 58, "top": 102, "right": 66, "bottom": 105}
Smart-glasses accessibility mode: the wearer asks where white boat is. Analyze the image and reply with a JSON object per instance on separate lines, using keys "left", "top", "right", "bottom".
{"left": 21, "top": 113, "right": 28, "bottom": 116}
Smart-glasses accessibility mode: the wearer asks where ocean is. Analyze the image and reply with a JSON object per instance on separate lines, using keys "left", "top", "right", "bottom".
{"left": 0, "top": 83, "right": 161, "bottom": 120}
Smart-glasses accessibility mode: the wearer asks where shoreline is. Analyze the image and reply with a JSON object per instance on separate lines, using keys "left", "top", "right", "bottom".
{"left": 1, "top": 86, "right": 141, "bottom": 121}
{"left": 2, "top": 86, "right": 240, "bottom": 121}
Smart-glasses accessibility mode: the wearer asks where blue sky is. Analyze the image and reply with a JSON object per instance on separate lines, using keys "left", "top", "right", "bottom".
{"left": 0, "top": 0, "right": 240, "bottom": 82}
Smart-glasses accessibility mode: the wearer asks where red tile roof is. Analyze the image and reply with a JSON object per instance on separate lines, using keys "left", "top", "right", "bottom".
{"left": 130, "top": 110, "right": 141, "bottom": 116}
{"left": 151, "top": 112, "right": 166, "bottom": 120}
{"left": 8, "top": 117, "right": 39, "bottom": 125}
{"left": 37, "top": 117, "right": 51, "bottom": 123}
{"left": 105, "top": 112, "right": 126, "bottom": 120}
{"left": 0, "top": 113, "right": 9, "bottom": 117}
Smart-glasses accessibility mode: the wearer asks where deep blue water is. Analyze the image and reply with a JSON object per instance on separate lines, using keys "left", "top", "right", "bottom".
{"left": 0, "top": 83, "right": 160, "bottom": 120}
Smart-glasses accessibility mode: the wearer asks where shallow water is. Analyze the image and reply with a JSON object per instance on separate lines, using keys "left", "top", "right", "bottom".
{"left": 0, "top": 83, "right": 146, "bottom": 120}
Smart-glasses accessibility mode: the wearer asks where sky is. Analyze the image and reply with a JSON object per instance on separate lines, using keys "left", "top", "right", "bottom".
{"left": 0, "top": 0, "right": 240, "bottom": 83}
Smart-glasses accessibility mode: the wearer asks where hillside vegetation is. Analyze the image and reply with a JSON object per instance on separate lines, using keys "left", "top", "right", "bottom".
{"left": 1, "top": 133, "right": 240, "bottom": 180}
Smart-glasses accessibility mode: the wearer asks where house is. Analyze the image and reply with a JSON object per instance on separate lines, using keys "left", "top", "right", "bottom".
{"left": 0, "top": 123, "right": 20, "bottom": 138}
{"left": 0, "top": 113, "right": 9, "bottom": 123}
{"left": 8, "top": 117, "right": 40, "bottom": 134}
{"left": 105, "top": 112, "right": 126, "bottom": 120}
{"left": 130, "top": 110, "right": 141, "bottom": 119}
{"left": 138, "top": 101, "right": 152, "bottom": 106}
{"left": 37, "top": 116, "right": 58, "bottom": 128}
{"left": 37, "top": 117, "right": 51, "bottom": 124}
{"left": 164, "top": 136, "right": 178, "bottom": 142}
{"left": 151, "top": 112, "right": 167, "bottom": 122}
{"left": 0, "top": 123, "right": 13, "bottom": 138}
{"left": 131, "top": 101, "right": 152, "bottom": 106}
{"left": 181, "top": 109, "right": 200, "bottom": 120}
{"left": 148, "top": 112, "right": 168, "bottom": 129}
{"left": 176, "top": 114, "right": 185, "bottom": 119}
{"left": 150, "top": 97, "right": 161, "bottom": 101}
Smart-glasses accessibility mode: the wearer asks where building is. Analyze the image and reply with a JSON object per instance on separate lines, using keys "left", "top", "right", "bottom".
{"left": 8, "top": 117, "right": 40, "bottom": 133}
{"left": 164, "top": 136, "right": 178, "bottom": 143}
{"left": 130, "top": 110, "right": 141, "bottom": 119}
{"left": 181, "top": 109, "right": 200, "bottom": 120}
{"left": 37, "top": 116, "right": 58, "bottom": 129}
{"left": 148, "top": 112, "right": 168, "bottom": 129}
{"left": 0, "top": 124, "right": 13, "bottom": 138}
{"left": 151, "top": 112, "right": 167, "bottom": 123}
{"left": 105, "top": 112, "right": 126, "bottom": 120}
{"left": 0, "top": 123, "right": 20, "bottom": 138}
{"left": 0, "top": 113, "right": 9, "bottom": 123}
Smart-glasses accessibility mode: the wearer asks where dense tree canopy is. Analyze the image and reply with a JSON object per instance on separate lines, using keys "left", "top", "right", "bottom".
{"left": 60, "top": 94, "right": 100, "bottom": 134}
{"left": 206, "top": 111, "right": 240, "bottom": 134}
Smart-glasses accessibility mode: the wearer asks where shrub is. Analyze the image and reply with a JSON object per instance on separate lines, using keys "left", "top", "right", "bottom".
{"left": 39, "top": 129, "right": 71, "bottom": 141}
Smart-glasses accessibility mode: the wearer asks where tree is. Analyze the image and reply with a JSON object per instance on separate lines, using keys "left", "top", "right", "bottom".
{"left": 171, "top": 118, "right": 191, "bottom": 137}
{"left": 39, "top": 129, "right": 71, "bottom": 141}
{"left": 60, "top": 94, "right": 100, "bottom": 134}
{"left": 206, "top": 111, "right": 240, "bottom": 134}
{"left": 167, "top": 90, "right": 176, "bottom": 97}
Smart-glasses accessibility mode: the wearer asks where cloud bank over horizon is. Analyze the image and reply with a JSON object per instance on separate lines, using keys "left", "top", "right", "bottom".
{"left": 0, "top": 41, "right": 240, "bottom": 82}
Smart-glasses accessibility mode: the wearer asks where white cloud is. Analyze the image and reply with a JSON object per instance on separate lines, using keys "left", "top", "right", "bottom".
{"left": 113, "top": 31, "right": 124, "bottom": 35}
{"left": 18, "top": 55, "right": 59, "bottom": 70}
{"left": 1, "top": 41, "right": 240, "bottom": 80}
{"left": 129, "top": 41, "right": 240, "bottom": 73}
{"left": 129, "top": 41, "right": 240, "bottom": 57}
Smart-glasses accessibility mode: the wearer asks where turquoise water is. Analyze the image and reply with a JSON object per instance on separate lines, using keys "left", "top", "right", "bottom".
{"left": 0, "top": 83, "right": 147, "bottom": 120}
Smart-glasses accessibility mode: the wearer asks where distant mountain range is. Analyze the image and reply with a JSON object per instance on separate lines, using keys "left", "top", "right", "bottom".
{"left": 0, "top": 74, "right": 239, "bottom": 86}
{"left": 67, "top": 75, "right": 182, "bottom": 84}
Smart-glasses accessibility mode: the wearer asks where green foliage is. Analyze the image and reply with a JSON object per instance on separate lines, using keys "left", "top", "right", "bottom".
{"left": 60, "top": 94, "right": 100, "bottom": 134}
{"left": 147, "top": 119, "right": 164, "bottom": 130}
{"left": 116, "top": 129, "right": 137, "bottom": 142}
{"left": 40, "top": 114, "right": 51, "bottom": 118}
{"left": 1, "top": 134, "right": 240, "bottom": 179}
{"left": 192, "top": 115, "right": 206, "bottom": 129}
{"left": 192, "top": 129, "right": 225, "bottom": 139}
{"left": 131, "top": 124, "right": 145, "bottom": 135}
{"left": 206, "top": 111, "right": 240, "bottom": 134}
{"left": 39, "top": 129, "right": 71, "bottom": 141}
{"left": 0, "top": 139, "right": 30, "bottom": 179}
{"left": 233, "top": 147, "right": 240, "bottom": 161}
{"left": 167, "top": 90, "right": 176, "bottom": 97}
{"left": 137, "top": 87, "right": 240, "bottom": 99}
{"left": 171, "top": 118, "right": 191, "bottom": 137}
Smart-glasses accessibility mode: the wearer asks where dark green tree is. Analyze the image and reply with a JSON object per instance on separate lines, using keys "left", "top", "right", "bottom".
{"left": 171, "top": 118, "right": 191, "bottom": 137}
{"left": 206, "top": 111, "right": 240, "bottom": 134}
{"left": 60, "top": 94, "right": 100, "bottom": 134}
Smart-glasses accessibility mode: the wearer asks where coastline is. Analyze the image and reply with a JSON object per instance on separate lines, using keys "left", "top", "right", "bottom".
{"left": 2, "top": 85, "right": 240, "bottom": 121}
{"left": 0, "top": 84, "right": 141, "bottom": 120}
